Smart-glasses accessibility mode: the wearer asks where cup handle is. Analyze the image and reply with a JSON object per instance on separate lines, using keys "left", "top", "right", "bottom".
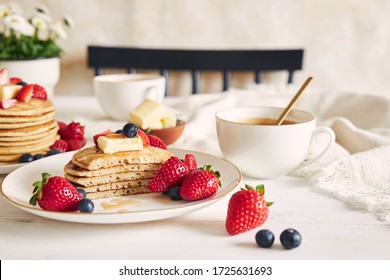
{"left": 296, "top": 126, "right": 336, "bottom": 169}
{"left": 145, "top": 86, "right": 159, "bottom": 101}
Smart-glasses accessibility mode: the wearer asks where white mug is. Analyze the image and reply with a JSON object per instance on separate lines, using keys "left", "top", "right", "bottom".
{"left": 94, "top": 74, "right": 166, "bottom": 121}
{"left": 216, "top": 106, "right": 335, "bottom": 179}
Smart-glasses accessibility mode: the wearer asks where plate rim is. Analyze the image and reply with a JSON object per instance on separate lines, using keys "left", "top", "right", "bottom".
{"left": 0, "top": 148, "right": 242, "bottom": 223}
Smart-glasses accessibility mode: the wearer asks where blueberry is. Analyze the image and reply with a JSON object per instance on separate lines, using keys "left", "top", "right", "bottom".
{"left": 115, "top": 129, "right": 123, "bottom": 134}
{"left": 163, "top": 185, "right": 182, "bottom": 201}
{"left": 33, "top": 153, "right": 45, "bottom": 160}
{"left": 17, "top": 81, "right": 27, "bottom": 86}
{"left": 280, "top": 228, "right": 302, "bottom": 249}
{"left": 46, "top": 149, "right": 61, "bottom": 156}
{"left": 76, "top": 188, "right": 87, "bottom": 198}
{"left": 255, "top": 229, "right": 275, "bottom": 248}
{"left": 78, "top": 198, "right": 94, "bottom": 213}
{"left": 122, "top": 123, "right": 138, "bottom": 138}
{"left": 19, "top": 153, "right": 34, "bottom": 163}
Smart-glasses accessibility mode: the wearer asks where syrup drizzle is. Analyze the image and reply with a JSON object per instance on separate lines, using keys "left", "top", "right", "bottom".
{"left": 100, "top": 198, "right": 143, "bottom": 213}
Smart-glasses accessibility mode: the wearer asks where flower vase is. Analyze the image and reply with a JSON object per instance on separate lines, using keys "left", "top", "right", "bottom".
{"left": 0, "top": 56, "right": 60, "bottom": 98}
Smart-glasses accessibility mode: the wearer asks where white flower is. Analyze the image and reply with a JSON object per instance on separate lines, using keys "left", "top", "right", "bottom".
{"left": 31, "top": 15, "right": 48, "bottom": 30}
{"left": 0, "top": 3, "right": 23, "bottom": 19}
{"left": 4, "top": 14, "right": 34, "bottom": 36}
{"left": 63, "top": 14, "right": 75, "bottom": 28}
{"left": 50, "top": 21, "right": 67, "bottom": 39}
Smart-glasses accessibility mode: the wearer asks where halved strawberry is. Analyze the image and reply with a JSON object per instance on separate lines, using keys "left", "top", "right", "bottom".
{"left": 93, "top": 130, "right": 115, "bottom": 146}
{"left": 16, "top": 84, "right": 33, "bottom": 102}
{"left": 148, "top": 134, "right": 167, "bottom": 149}
{"left": 9, "top": 77, "right": 23, "bottom": 85}
{"left": 0, "top": 99, "right": 17, "bottom": 109}
{"left": 184, "top": 154, "right": 197, "bottom": 172}
{"left": 138, "top": 129, "right": 150, "bottom": 146}
{"left": 0, "top": 68, "right": 8, "bottom": 85}
{"left": 31, "top": 84, "right": 47, "bottom": 100}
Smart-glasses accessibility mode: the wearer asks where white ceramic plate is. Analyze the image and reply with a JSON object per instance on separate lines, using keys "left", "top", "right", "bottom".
{"left": 0, "top": 162, "right": 26, "bottom": 174}
{"left": 0, "top": 148, "right": 241, "bottom": 224}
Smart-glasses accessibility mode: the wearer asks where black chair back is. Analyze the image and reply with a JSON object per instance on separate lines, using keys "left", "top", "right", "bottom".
{"left": 88, "top": 46, "right": 304, "bottom": 95}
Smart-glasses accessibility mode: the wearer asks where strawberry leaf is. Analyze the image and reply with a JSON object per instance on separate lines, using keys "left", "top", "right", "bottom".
{"left": 29, "top": 172, "right": 51, "bottom": 206}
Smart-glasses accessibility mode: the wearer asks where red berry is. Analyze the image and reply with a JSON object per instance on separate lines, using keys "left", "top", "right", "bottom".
{"left": 62, "top": 122, "right": 85, "bottom": 140}
{"left": 138, "top": 129, "right": 150, "bottom": 146}
{"left": 93, "top": 130, "right": 115, "bottom": 146}
{"left": 31, "top": 84, "right": 47, "bottom": 100}
{"left": 225, "top": 184, "right": 272, "bottom": 235}
{"left": 16, "top": 84, "right": 33, "bottom": 102}
{"left": 0, "top": 99, "right": 17, "bottom": 109}
{"left": 0, "top": 68, "right": 8, "bottom": 85}
{"left": 9, "top": 77, "right": 22, "bottom": 85}
{"left": 148, "top": 156, "right": 188, "bottom": 192}
{"left": 57, "top": 121, "right": 67, "bottom": 138}
{"left": 67, "top": 137, "right": 87, "bottom": 151}
{"left": 184, "top": 154, "right": 197, "bottom": 172}
{"left": 29, "top": 173, "right": 83, "bottom": 212}
{"left": 179, "top": 165, "right": 220, "bottom": 201}
{"left": 50, "top": 139, "right": 69, "bottom": 153}
{"left": 148, "top": 135, "right": 167, "bottom": 149}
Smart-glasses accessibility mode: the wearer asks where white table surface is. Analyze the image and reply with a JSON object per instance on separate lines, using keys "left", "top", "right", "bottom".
{"left": 1, "top": 95, "right": 390, "bottom": 260}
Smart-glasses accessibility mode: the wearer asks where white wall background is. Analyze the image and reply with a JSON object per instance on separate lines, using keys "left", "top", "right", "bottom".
{"left": 9, "top": 0, "right": 390, "bottom": 96}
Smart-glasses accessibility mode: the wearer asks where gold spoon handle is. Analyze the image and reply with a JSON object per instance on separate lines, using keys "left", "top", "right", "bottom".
{"left": 276, "top": 77, "right": 313, "bottom": 125}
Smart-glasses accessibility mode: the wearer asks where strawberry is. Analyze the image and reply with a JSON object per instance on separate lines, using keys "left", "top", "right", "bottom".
{"left": 0, "top": 99, "right": 17, "bottom": 109}
{"left": 0, "top": 68, "right": 8, "bottom": 85}
{"left": 50, "top": 139, "right": 69, "bottom": 153}
{"left": 138, "top": 129, "right": 150, "bottom": 146}
{"left": 57, "top": 121, "right": 67, "bottom": 138}
{"left": 93, "top": 130, "right": 115, "bottom": 146}
{"left": 9, "top": 77, "right": 23, "bottom": 85}
{"left": 29, "top": 173, "right": 83, "bottom": 211}
{"left": 16, "top": 84, "right": 33, "bottom": 102}
{"left": 67, "top": 137, "right": 87, "bottom": 151}
{"left": 184, "top": 153, "right": 197, "bottom": 172}
{"left": 61, "top": 122, "right": 85, "bottom": 140}
{"left": 148, "top": 156, "right": 188, "bottom": 192}
{"left": 225, "top": 184, "right": 272, "bottom": 235}
{"left": 148, "top": 134, "right": 167, "bottom": 149}
{"left": 31, "top": 84, "right": 47, "bottom": 100}
{"left": 179, "top": 165, "right": 220, "bottom": 201}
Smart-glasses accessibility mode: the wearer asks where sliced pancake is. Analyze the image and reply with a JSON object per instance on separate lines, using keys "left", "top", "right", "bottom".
{"left": 64, "top": 161, "right": 162, "bottom": 177}
{"left": 0, "top": 120, "right": 58, "bottom": 137}
{"left": 0, "top": 111, "right": 55, "bottom": 124}
{"left": 84, "top": 186, "right": 151, "bottom": 200}
{"left": 72, "top": 145, "right": 173, "bottom": 170}
{"left": 65, "top": 170, "right": 157, "bottom": 187}
{"left": 0, "top": 99, "right": 55, "bottom": 116}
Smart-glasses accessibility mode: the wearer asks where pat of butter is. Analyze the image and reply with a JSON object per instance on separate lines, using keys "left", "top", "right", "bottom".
{"left": 0, "top": 85, "right": 22, "bottom": 100}
{"left": 129, "top": 99, "right": 166, "bottom": 129}
{"left": 161, "top": 110, "right": 177, "bottom": 128}
{"left": 97, "top": 134, "right": 143, "bottom": 153}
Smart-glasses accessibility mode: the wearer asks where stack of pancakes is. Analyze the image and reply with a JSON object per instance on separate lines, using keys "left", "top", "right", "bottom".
{"left": 64, "top": 145, "right": 173, "bottom": 199}
{"left": 0, "top": 99, "right": 59, "bottom": 164}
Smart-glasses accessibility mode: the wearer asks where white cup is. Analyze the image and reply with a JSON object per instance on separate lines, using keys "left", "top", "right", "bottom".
{"left": 94, "top": 74, "right": 166, "bottom": 121}
{"left": 216, "top": 106, "right": 335, "bottom": 179}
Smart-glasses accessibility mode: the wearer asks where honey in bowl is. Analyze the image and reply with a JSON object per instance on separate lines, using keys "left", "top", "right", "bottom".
{"left": 235, "top": 117, "right": 297, "bottom": 125}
